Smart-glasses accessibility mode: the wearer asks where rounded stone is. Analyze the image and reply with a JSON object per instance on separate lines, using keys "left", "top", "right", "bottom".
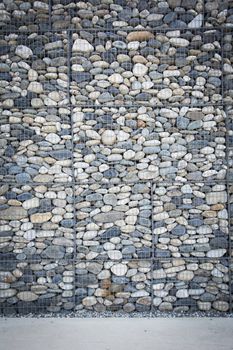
{"left": 45, "top": 133, "right": 61, "bottom": 144}
{"left": 157, "top": 88, "right": 173, "bottom": 100}
{"left": 17, "top": 291, "right": 38, "bottom": 302}
{"left": 101, "top": 130, "right": 116, "bottom": 145}
{"left": 133, "top": 63, "right": 148, "bottom": 77}
{"left": 111, "top": 263, "right": 128, "bottom": 276}
{"left": 15, "top": 45, "right": 33, "bottom": 59}
{"left": 108, "top": 73, "right": 124, "bottom": 84}
{"left": 103, "top": 194, "right": 117, "bottom": 206}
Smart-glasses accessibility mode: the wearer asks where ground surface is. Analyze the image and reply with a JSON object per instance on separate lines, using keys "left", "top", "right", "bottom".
{"left": 1, "top": 318, "right": 233, "bottom": 350}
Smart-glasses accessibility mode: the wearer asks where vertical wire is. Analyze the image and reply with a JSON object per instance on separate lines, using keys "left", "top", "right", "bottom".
{"left": 67, "top": 28, "right": 77, "bottom": 310}
{"left": 150, "top": 182, "right": 154, "bottom": 313}
{"left": 49, "top": 0, "right": 52, "bottom": 31}
{"left": 226, "top": 108, "right": 232, "bottom": 312}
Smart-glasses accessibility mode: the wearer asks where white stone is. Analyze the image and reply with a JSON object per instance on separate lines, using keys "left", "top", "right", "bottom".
{"left": 153, "top": 270, "right": 166, "bottom": 279}
{"left": 28, "top": 82, "right": 43, "bottom": 94}
{"left": 108, "top": 73, "right": 123, "bottom": 84}
{"left": 188, "top": 14, "right": 203, "bottom": 28}
{"left": 163, "top": 70, "right": 180, "bottom": 78}
{"left": 157, "top": 88, "right": 172, "bottom": 100}
{"left": 138, "top": 170, "right": 159, "bottom": 180}
{"left": 176, "top": 289, "right": 189, "bottom": 298}
{"left": 101, "top": 130, "right": 116, "bottom": 145}
{"left": 128, "top": 41, "right": 140, "bottom": 50}
{"left": 124, "top": 150, "right": 135, "bottom": 160}
{"left": 111, "top": 263, "right": 128, "bottom": 276}
{"left": 82, "top": 296, "right": 97, "bottom": 306}
{"left": 28, "top": 69, "right": 38, "bottom": 81}
{"left": 48, "top": 91, "right": 61, "bottom": 102}
{"left": 170, "top": 38, "right": 190, "bottom": 47}
{"left": 98, "top": 270, "right": 111, "bottom": 279}
{"left": 86, "top": 129, "right": 101, "bottom": 140}
{"left": 117, "top": 130, "right": 130, "bottom": 142}
{"left": 160, "top": 109, "right": 178, "bottom": 118}
{"left": 177, "top": 271, "right": 194, "bottom": 281}
{"left": 72, "top": 64, "right": 84, "bottom": 72}
{"left": 206, "top": 192, "right": 227, "bottom": 205}
{"left": 207, "top": 249, "right": 226, "bottom": 258}
{"left": 72, "top": 39, "right": 94, "bottom": 52}
{"left": 15, "top": 45, "right": 33, "bottom": 59}
{"left": 154, "top": 212, "right": 169, "bottom": 221}
{"left": 45, "top": 133, "right": 61, "bottom": 144}
{"left": 34, "top": 1, "right": 49, "bottom": 10}
{"left": 133, "top": 63, "right": 148, "bottom": 77}
{"left": 23, "top": 230, "right": 36, "bottom": 241}
{"left": 72, "top": 112, "right": 84, "bottom": 122}
{"left": 142, "top": 81, "right": 153, "bottom": 89}
{"left": 153, "top": 297, "right": 162, "bottom": 306}
{"left": 31, "top": 98, "right": 43, "bottom": 108}
{"left": 201, "top": 147, "right": 214, "bottom": 155}
{"left": 107, "top": 250, "right": 122, "bottom": 260}
{"left": 181, "top": 184, "right": 192, "bottom": 194}
{"left": 22, "top": 198, "right": 40, "bottom": 210}
{"left": 223, "top": 63, "right": 233, "bottom": 74}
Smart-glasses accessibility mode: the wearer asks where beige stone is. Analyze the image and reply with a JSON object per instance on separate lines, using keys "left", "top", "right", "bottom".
{"left": 17, "top": 291, "right": 38, "bottom": 302}
{"left": 177, "top": 270, "right": 194, "bottom": 281}
{"left": 0, "top": 207, "right": 27, "bottom": 220}
{"left": 127, "top": 31, "right": 154, "bottom": 42}
{"left": 30, "top": 212, "right": 52, "bottom": 223}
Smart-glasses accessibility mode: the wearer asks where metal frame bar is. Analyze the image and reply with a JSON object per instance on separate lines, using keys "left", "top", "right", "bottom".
{"left": 67, "top": 28, "right": 78, "bottom": 302}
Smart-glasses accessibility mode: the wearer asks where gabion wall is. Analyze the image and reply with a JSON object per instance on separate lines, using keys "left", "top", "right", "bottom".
{"left": 0, "top": 0, "right": 233, "bottom": 315}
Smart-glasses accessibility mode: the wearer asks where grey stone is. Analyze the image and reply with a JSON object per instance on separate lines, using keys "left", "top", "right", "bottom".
{"left": 99, "top": 226, "right": 121, "bottom": 240}
{"left": 98, "top": 92, "right": 114, "bottom": 103}
{"left": 44, "top": 246, "right": 65, "bottom": 259}
{"left": 0, "top": 207, "right": 28, "bottom": 220}
{"left": 171, "top": 225, "right": 186, "bottom": 236}
{"left": 86, "top": 194, "right": 103, "bottom": 201}
{"left": 177, "top": 116, "right": 189, "bottom": 129}
{"left": 16, "top": 173, "right": 31, "bottom": 184}
{"left": 61, "top": 219, "right": 75, "bottom": 228}
{"left": 49, "top": 150, "right": 72, "bottom": 160}
{"left": 72, "top": 72, "right": 92, "bottom": 83}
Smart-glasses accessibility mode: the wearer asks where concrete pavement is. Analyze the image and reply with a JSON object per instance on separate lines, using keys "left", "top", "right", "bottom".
{"left": 0, "top": 317, "right": 233, "bottom": 350}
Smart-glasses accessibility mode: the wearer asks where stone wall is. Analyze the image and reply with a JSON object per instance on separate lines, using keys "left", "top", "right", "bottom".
{"left": 0, "top": 0, "right": 233, "bottom": 315}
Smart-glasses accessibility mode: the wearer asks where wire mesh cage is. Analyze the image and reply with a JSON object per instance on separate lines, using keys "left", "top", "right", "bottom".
{"left": 0, "top": 183, "right": 75, "bottom": 260}
{"left": 51, "top": 0, "right": 205, "bottom": 31}
{"left": 152, "top": 182, "right": 229, "bottom": 259}
{"left": 75, "top": 259, "right": 152, "bottom": 312}
{"left": 72, "top": 105, "right": 227, "bottom": 183}
{"left": 69, "top": 27, "right": 223, "bottom": 107}
{"left": 0, "top": 0, "right": 50, "bottom": 32}
{"left": 0, "top": 258, "right": 75, "bottom": 316}
{"left": 0, "top": 107, "right": 72, "bottom": 184}
{"left": 0, "top": 31, "right": 69, "bottom": 109}
{"left": 152, "top": 257, "right": 230, "bottom": 313}
{"left": 204, "top": 0, "right": 233, "bottom": 28}
{"left": 75, "top": 182, "right": 152, "bottom": 260}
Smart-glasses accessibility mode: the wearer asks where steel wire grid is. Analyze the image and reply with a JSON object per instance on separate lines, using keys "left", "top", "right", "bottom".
{"left": 69, "top": 27, "right": 224, "bottom": 108}
{"left": 0, "top": 1, "right": 233, "bottom": 315}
